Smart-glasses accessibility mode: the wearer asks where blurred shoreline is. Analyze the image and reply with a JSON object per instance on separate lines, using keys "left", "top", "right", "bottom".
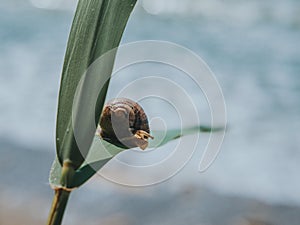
{"left": 1, "top": 1, "right": 300, "bottom": 224}
{"left": 1, "top": 139, "right": 300, "bottom": 225}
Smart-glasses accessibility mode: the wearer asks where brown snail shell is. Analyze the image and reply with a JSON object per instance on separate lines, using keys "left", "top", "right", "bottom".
{"left": 98, "top": 98, "right": 153, "bottom": 150}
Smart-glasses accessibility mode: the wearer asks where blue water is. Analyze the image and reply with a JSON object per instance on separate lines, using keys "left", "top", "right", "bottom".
{"left": 1, "top": 0, "right": 300, "bottom": 206}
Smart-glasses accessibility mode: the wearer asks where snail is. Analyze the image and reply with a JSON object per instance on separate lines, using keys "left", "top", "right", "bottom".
{"left": 98, "top": 98, "right": 154, "bottom": 150}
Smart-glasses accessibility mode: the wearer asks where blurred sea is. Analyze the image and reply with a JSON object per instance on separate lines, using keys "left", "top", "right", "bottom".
{"left": 1, "top": 0, "right": 300, "bottom": 223}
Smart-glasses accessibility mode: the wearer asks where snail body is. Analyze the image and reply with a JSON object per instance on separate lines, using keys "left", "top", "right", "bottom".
{"left": 99, "top": 98, "right": 153, "bottom": 150}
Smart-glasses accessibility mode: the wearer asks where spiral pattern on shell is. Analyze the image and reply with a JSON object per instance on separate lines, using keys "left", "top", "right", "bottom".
{"left": 99, "top": 98, "right": 153, "bottom": 150}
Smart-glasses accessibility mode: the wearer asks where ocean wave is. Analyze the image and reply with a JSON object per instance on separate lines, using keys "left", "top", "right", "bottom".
{"left": 139, "top": 0, "right": 300, "bottom": 28}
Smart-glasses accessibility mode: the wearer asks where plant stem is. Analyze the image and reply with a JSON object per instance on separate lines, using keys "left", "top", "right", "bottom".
{"left": 47, "top": 189, "right": 71, "bottom": 225}
{"left": 47, "top": 162, "right": 74, "bottom": 225}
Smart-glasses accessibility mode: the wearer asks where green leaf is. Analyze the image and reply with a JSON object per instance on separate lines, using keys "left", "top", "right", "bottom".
{"left": 49, "top": 125, "right": 224, "bottom": 188}
{"left": 149, "top": 125, "right": 225, "bottom": 148}
{"left": 55, "top": 0, "right": 137, "bottom": 171}
{"left": 49, "top": 157, "right": 63, "bottom": 188}
{"left": 49, "top": 136, "right": 124, "bottom": 188}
